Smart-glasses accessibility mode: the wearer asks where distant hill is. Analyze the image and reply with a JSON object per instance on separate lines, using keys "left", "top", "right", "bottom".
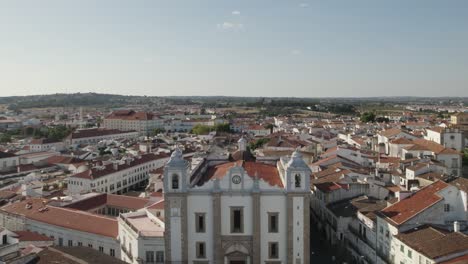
{"left": 0, "top": 93, "right": 466, "bottom": 111}
{"left": 0, "top": 93, "right": 163, "bottom": 110}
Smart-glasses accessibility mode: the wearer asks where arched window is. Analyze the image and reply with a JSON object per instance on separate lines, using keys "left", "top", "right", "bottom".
{"left": 172, "top": 174, "right": 179, "bottom": 189}
{"left": 295, "top": 174, "right": 301, "bottom": 188}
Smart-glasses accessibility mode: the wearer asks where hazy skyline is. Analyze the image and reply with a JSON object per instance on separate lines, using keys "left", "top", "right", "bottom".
{"left": 1, "top": 0, "right": 468, "bottom": 97}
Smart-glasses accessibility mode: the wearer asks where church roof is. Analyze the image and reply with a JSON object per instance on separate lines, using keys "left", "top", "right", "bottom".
{"left": 200, "top": 160, "right": 283, "bottom": 187}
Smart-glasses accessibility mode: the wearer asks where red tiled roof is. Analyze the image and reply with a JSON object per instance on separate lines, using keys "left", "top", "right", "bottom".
{"left": 412, "top": 138, "right": 460, "bottom": 155}
{"left": 44, "top": 155, "right": 83, "bottom": 165}
{"left": 147, "top": 199, "right": 164, "bottom": 210}
{"left": 64, "top": 193, "right": 150, "bottom": 211}
{"left": 30, "top": 138, "right": 61, "bottom": 144}
{"left": 1, "top": 199, "right": 118, "bottom": 238}
{"left": 380, "top": 181, "right": 449, "bottom": 225}
{"left": 106, "top": 194, "right": 150, "bottom": 210}
{"left": 395, "top": 225, "right": 468, "bottom": 260}
{"left": 203, "top": 160, "right": 283, "bottom": 187}
{"left": 439, "top": 255, "right": 468, "bottom": 264}
{"left": 69, "top": 128, "right": 137, "bottom": 139}
{"left": 426, "top": 127, "right": 444, "bottom": 134}
{"left": 13, "top": 231, "right": 54, "bottom": 242}
{"left": 390, "top": 138, "right": 414, "bottom": 144}
{"left": 105, "top": 110, "right": 157, "bottom": 121}
{"left": 379, "top": 128, "right": 404, "bottom": 138}
{"left": 314, "top": 182, "right": 349, "bottom": 193}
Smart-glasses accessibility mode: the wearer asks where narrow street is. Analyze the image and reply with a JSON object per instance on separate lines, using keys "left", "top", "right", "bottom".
{"left": 310, "top": 220, "right": 335, "bottom": 264}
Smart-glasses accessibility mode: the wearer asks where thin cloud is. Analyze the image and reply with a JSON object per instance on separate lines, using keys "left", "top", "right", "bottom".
{"left": 291, "top": 49, "right": 302, "bottom": 55}
{"left": 232, "top": 10, "right": 240, "bottom": 15}
{"left": 217, "top": 22, "right": 244, "bottom": 31}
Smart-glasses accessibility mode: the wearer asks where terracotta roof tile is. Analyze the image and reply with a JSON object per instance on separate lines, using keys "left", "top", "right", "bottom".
{"left": 202, "top": 161, "right": 283, "bottom": 187}
{"left": 13, "top": 231, "right": 54, "bottom": 242}
{"left": 1, "top": 198, "right": 118, "bottom": 238}
{"left": 380, "top": 181, "right": 449, "bottom": 225}
{"left": 69, "top": 128, "right": 137, "bottom": 139}
{"left": 395, "top": 225, "right": 468, "bottom": 259}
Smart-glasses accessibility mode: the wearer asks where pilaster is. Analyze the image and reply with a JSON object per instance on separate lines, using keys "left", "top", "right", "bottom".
{"left": 252, "top": 192, "right": 261, "bottom": 264}
{"left": 213, "top": 192, "right": 223, "bottom": 263}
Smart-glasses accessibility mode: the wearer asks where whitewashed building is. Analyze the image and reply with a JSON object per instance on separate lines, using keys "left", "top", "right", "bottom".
{"left": 118, "top": 200, "right": 165, "bottom": 264}
{"left": 65, "top": 128, "right": 139, "bottom": 145}
{"left": 68, "top": 153, "right": 167, "bottom": 195}
{"left": 0, "top": 152, "right": 19, "bottom": 172}
{"left": 163, "top": 140, "right": 311, "bottom": 264}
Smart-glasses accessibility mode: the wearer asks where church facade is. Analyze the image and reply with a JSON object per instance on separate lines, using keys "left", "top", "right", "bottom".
{"left": 163, "top": 139, "right": 311, "bottom": 264}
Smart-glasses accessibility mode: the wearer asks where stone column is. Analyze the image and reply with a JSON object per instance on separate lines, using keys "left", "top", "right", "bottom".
{"left": 252, "top": 192, "right": 261, "bottom": 263}
{"left": 213, "top": 192, "right": 223, "bottom": 263}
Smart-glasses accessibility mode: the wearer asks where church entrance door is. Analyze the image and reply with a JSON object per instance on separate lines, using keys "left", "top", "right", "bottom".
{"left": 229, "top": 261, "right": 246, "bottom": 264}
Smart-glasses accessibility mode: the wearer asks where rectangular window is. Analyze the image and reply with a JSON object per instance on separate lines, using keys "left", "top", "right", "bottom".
{"left": 268, "top": 212, "right": 279, "bottom": 233}
{"left": 156, "top": 251, "right": 164, "bottom": 263}
{"left": 196, "top": 242, "right": 206, "bottom": 258}
{"left": 400, "top": 245, "right": 404, "bottom": 253}
{"left": 444, "top": 204, "right": 450, "bottom": 212}
{"left": 269, "top": 242, "right": 279, "bottom": 259}
{"left": 408, "top": 249, "right": 412, "bottom": 259}
{"left": 78, "top": 242, "right": 82, "bottom": 246}
{"left": 68, "top": 240, "right": 73, "bottom": 247}
{"left": 146, "top": 251, "right": 155, "bottom": 263}
{"left": 110, "top": 248, "right": 115, "bottom": 257}
{"left": 195, "top": 213, "right": 206, "bottom": 233}
{"left": 88, "top": 244, "right": 93, "bottom": 248}
{"left": 99, "top": 246, "right": 104, "bottom": 252}
{"left": 231, "top": 207, "right": 244, "bottom": 233}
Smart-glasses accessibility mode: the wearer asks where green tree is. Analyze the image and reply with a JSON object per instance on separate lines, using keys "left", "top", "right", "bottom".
{"left": 214, "top": 123, "right": 231, "bottom": 133}
{"left": 360, "top": 112, "right": 376, "bottom": 123}
{"left": 0, "top": 133, "right": 11, "bottom": 143}
{"left": 191, "top": 124, "right": 213, "bottom": 135}
{"left": 375, "top": 117, "right": 390, "bottom": 123}
{"left": 46, "top": 125, "right": 73, "bottom": 141}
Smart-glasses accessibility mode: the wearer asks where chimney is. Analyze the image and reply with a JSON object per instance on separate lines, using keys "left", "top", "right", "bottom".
{"left": 126, "top": 158, "right": 131, "bottom": 165}
{"left": 113, "top": 162, "right": 118, "bottom": 170}
{"left": 454, "top": 221, "right": 460, "bottom": 232}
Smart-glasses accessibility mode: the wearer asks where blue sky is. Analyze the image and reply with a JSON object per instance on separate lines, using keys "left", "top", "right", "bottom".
{"left": 0, "top": 0, "right": 467, "bottom": 97}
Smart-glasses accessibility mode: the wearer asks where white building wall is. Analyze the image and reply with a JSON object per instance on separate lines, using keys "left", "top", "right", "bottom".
{"left": 26, "top": 219, "right": 120, "bottom": 259}
{"left": 260, "top": 195, "right": 287, "bottom": 263}
{"left": 0, "top": 156, "right": 19, "bottom": 170}
{"left": 220, "top": 195, "right": 252, "bottom": 236}
{"left": 187, "top": 194, "right": 214, "bottom": 262}
{"left": 170, "top": 216, "right": 182, "bottom": 261}
{"left": 293, "top": 197, "right": 304, "bottom": 264}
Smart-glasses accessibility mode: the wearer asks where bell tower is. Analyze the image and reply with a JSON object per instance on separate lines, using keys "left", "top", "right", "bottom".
{"left": 284, "top": 149, "right": 311, "bottom": 264}
{"left": 164, "top": 147, "right": 189, "bottom": 263}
